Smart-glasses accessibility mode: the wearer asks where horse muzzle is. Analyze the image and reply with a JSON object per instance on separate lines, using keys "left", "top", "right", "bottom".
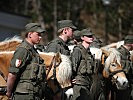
{"left": 113, "top": 76, "right": 129, "bottom": 90}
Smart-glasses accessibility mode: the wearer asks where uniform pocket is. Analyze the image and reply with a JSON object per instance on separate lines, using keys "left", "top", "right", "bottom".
{"left": 30, "top": 63, "right": 39, "bottom": 81}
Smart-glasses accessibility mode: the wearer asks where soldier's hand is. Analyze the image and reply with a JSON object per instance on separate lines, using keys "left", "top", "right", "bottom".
{"left": 71, "top": 79, "right": 76, "bottom": 84}
{"left": 6, "top": 92, "right": 12, "bottom": 100}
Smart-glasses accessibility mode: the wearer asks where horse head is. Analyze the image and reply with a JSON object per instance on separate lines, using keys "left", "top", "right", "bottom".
{"left": 40, "top": 52, "right": 73, "bottom": 99}
{"left": 102, "top": 48, "right": 129, "bottom": 90}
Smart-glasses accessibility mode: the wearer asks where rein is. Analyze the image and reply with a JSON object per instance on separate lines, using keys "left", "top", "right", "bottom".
{"left": 0, "top": 71, "right": 6, "bottom": 82}
{"left": 0, "top": 71, "right": 7, "bottom": 94}
{"left": 46, "top": 55, "right": 62, "bottom": 95}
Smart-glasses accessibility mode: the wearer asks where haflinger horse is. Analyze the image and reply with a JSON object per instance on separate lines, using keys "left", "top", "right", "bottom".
{"left": 101, "top": 48, "right": 129, "bottom": 100}
{"left": 0, "top": 36, "right": 22, "bottom": 51}
{"left": 0, "top": 51, "right": 73, "bottom": 100}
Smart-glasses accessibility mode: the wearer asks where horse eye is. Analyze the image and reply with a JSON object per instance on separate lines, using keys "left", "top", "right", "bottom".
{"left": 111, "top": 63, "right": 116, "bottom": 67}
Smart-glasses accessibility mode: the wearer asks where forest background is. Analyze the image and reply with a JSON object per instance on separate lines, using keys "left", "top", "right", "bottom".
{"left": 0, "top": 0, "right": 132, "bottom": 45}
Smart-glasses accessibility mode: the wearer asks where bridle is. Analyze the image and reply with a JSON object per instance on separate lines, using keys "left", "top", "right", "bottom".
{"left": 0, "top": 71, "right": 7, "bottom": 94}
{"left": 45, "top": 55, "right": 62, "bottom": 95}
{"left": 46, "top": 55, "right": 60, "bottom": 81}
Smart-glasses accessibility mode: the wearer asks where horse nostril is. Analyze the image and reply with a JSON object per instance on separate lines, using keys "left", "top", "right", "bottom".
{"left": 123, "top": 81, "right": 129, "bottom": 87}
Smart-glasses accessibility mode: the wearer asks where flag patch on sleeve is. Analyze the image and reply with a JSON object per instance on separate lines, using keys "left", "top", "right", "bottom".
{"left": 15, "top": 59, "right": 22, "bottom": 67}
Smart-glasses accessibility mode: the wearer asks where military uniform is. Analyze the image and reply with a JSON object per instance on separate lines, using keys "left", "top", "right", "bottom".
{"left": 46, "top": 37, "right": 70, "bottom": 56}
{"left": 71, "top": 44, "right": 95, "bottom": 100}
{"left": 115, "top": 45, "right": 132, "bottom": 100}
{"left": 46, "top": 20, "right": 76, "bottom": 56}
{"left": 9, "top": 40, "right": 46, "bottom": 100}
{"left": 115, "top": 34, "right": 133, "bottom": 100}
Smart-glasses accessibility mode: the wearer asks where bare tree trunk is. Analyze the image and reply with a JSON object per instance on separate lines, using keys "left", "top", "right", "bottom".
{"left": 118, "top": 8, "right": 122, "bottom": 40}
{"left": 32, "top": 0, "right": 45, "bottom": 28}
{"left": 66, "top": 0, "right": 71, "bottom": 19}
{"left": 92, "top": 0, "right": 97, "bottom": 27}
{"left": 53, "top": 0, "right": 57, "bottom": 39}
{"left": 118, "top": 17, "right": 122, "bottom": 40}
{"left": 32, "top": 0, "right": 48, "bottom": 43}
{"left": 24, "top": 0, "right": 30, "bottom": 15}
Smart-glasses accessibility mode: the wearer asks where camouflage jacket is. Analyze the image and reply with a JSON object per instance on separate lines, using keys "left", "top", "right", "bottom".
{"left": 71, "top": 44, "right": 95, "bottom": 86}
{"left": 117, "top": 45, "right": 133, "bottom": 83}
{"left": 46, "top": 37, "right": 70, "bottom": 56}
{"left": 9, "top": 40, "right": 46, "bottom": 94}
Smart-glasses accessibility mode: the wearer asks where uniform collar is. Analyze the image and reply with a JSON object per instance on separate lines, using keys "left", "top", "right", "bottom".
{"left": 24, "top": 39, "right": 34, "bottom": 49}
{"left": 58, "top": 37, "right": 67, "bottom": 46}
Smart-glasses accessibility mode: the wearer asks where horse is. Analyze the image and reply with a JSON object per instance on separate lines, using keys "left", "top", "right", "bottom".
{"left": 0, "top": 36, "right": 22, "bottom": 51}
{"left": 0, "top": 37, "right": 131, "bottom": 99}
{"left": 0, "top": 51, "right": 72, "bottom": 100}
{"left": 101, "top": 48, "right": 129, "bottom": 100}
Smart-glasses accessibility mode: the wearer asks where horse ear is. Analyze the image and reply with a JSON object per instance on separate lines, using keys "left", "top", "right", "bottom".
{"left": 101, "top": 48, "right": 110, "bottom": 57}
{"left": 55, "top": 52, "right": 62, "bottom": 64}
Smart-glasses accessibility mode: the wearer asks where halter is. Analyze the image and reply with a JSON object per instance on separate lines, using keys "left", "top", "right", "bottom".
{"left": 46, "top": 55, "right": 62, "bottom": 95}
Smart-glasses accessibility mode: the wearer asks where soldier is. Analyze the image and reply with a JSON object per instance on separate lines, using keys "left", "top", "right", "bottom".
{"left": 116, "top": 34, "right": 133, "bottom": 100}
{"left": 46, "top": 20, "right": 77, "bottom": 56}
{"left": 89, "top": 36, "right": 105, "bottom": 100}
{"left": 71, "top": 28, "right": 95, "bottom": 100}
{"left": 68, "top": 30, "right": 81, "bottom": 53}
{"left": 6, "top": 23, "right": 46, "bottom": 100}
{"left": 73, "top": 30, "right": 82, "bottom": 45}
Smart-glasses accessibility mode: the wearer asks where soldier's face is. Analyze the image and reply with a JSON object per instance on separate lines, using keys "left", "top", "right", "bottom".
{"left": 82, "top": 35, "right": 94, "bottom": 44}
{"left": 63, "top": 27, "right": 73, "bottom": 39}
{"left": 67, "top": 28, "right": 73, "bottom": 39}
{"left": 30, "top": 32, "right": 42, "bottom": 44}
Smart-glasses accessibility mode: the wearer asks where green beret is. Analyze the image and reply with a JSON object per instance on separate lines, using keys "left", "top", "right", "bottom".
{"left": 57, "top": 20, "right": 77, "bottom": 32}
{"left": 25, "top": 23, "right": 46, "bottom": 33}
{"left": 80, "top": 28, "right": 94, "bottom": 36}
{"left": 124, "top": 34, "right": 133, "bottom": 44}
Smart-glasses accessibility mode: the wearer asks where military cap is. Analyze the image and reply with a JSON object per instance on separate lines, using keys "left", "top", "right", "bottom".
{"left": 80, "top": 28, "right": 94, "bottom": 36}
{"left": 57, "top": 20, "right": 77, "bottom": 32}
{"left": 73, "top": 30, "right": 81, "bottom": 39}
{"left": 25, "top": 23, "right": 46, "bottom": 33}
{"left": 124, "top": 34, "right": 133, "bottom": 44}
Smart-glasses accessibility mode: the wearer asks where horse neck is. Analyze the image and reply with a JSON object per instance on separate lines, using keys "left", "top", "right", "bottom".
{"left": 0, "top": 41, "right": 21, "bottom": 51}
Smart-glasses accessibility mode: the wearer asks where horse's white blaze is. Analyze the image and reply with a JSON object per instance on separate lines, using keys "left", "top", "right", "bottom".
{"left": 105, "top": 48, "right": 128, "bottom": 89}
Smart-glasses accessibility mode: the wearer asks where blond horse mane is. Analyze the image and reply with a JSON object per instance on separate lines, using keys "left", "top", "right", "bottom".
{"left": 39, "top": 52, "right": 72, "bottom": 88}
{"left": 105, "top": 48, "right": 121, "bottom": 70}
{"left": 0, "top": 36, "right": 22, "bottom": 51}
{"left": 57, "top": 54, "right": 72, "bottom": 87}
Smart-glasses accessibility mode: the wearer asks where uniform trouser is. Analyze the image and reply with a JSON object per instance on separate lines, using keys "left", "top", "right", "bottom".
{"left": 90, "top": 73, "right": 105, "bottom": 100}
{"left": 72, "top": 84, "right": 90, "bottom": 100}
{"left": 13, "top": 93, "right": 41, "bottom": 100}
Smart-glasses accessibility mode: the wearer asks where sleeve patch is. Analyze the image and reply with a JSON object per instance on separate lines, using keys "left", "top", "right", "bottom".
{"left": 15, "top": 59, "right": 22, "bottom": 67}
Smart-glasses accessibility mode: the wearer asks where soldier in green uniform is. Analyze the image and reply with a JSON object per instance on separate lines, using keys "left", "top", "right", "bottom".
{"left": 116, "top": 34, "right": 133, "bottom": 100}
{"left": 46, "top": 20, "right": 77, "bottom": 56}
{"left": 68, "top": 30, "right": 82, "bottom": 53}
{"left": 71, "top": 28, "right": 95, "bottom": 100}
{"left": 6, "top": 23, "right": 46, "bottom": 100}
